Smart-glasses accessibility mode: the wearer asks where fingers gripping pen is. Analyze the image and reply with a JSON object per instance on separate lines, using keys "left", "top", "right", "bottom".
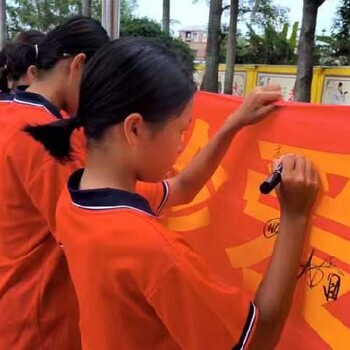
{"left": 259, "top": 164, "right": 283, "bottom": 194}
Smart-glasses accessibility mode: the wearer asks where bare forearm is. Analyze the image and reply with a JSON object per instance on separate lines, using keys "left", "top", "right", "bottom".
{"left": 165, "top": 87, "right": 282, "bottom": 208}
{"left": 249, "top": 213, "right": 308, "bottom": 349}
{"left": 172, "top": 118, "right": 242, "bottom": 202}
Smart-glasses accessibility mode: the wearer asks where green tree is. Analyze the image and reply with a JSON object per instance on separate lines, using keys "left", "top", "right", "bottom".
{"left": 120, "top": 0, "right": 138, "bottom": 20}
{"left": 6, "top": 0, "right": 81, "bottom": 33}
{"left": 223, "top": 0, "right": 239, "bottom": 94}
{"left": 120, "top": 17, "right": 165, "bottom": 37}
{"left": 5, "top": 0, "right": 137, "bottom": 37}
{"left": 313, "top": 34, "right": 333, "bottom": 66}
{"left": 238, "top": 21, "right": 298, "bottom": 65}
{"left": 198, "top": 0, "right": 290, "bottom": 92}
{"left": 162, "top": 0, "right": 170, "bottom": 34}
{"left": 331, "top": 0, "right": 350, "bottom": 64}
{"left": 219, "top": 15, "right": 297, "bottom": 66}
{"left": 0, "top": 0, "right": 6, "bottom": 46}
{"left": 295, "top": 0, "right": 326, "bottom": 102}
{"left": 120, "top": 17, "right": 195, "bottom": 68}
{"left": 4, "top": 0, "right": 193, "bottom": 67}
{"left": 82, "top": 0, "right": 92, "bottom": 17}
{"left": 91, "top": 0, "right": 102, "bottom": 19}
{"left": 241, "top": 0, "right": 289, "bottom": 31}
{"left": 201, "top": 0, "right": 223, "bottom": 93}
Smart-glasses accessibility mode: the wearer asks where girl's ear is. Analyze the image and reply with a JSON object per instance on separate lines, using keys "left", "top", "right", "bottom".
{"left": 69, "top": 53, "right": 86, "bottom": 79}
{"left": 123, "top": 113, "right": 144, "bottom": 147}
{"left": 27, "top": 65, "right": 36, "bottom": 81}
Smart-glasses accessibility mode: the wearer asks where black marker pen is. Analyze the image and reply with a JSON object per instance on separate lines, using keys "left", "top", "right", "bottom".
{"left": 260, "top": 164, "right": 283, "bottom": 194}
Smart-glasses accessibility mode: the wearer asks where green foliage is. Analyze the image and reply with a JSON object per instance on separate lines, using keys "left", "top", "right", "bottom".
{"left": 5, "top": 0, "right": 136, "bottom": 37}
{"left": 6, "top": 0, "right": 81, "bottom": 35}
{"left": 218, "top": 0, "right": 293, "bottom": 64}
{"left": 331, "top": 0, "right": 350, "bottom": 63}
{"left": 91, "top": 0, "right": 102, "bottom": 20}
{"left": 240, "top": 0, "right": 290, "bottom": 32}
{"left": 313, "top": 0, "right": 350, "bottom": 66}
{"left": 120, "top": 16, "right": 195, "bottom": 69}
{"left": 222, "top": 21, "right": 298, "bottom": 65}
{"left": 4, "top": 0, "right": 193, "bottom": 67}
{"left": 120, "top": 17, "right": 163, "bottom": 37}
{"left": 120, "top": 0, "right": 137, "bottom": 21}
{"left": 289, "top": 21, "right": 298, "bottom": 51}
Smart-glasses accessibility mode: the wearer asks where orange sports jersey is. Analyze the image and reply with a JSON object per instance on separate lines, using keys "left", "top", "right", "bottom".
{"left": 57, "top": 169, "right": 258, "bottom": 350}
{"left": 0, "top": 89, "right": 84, "bottom": 350}
{"left": 0, "top": 92, "right": 15, "bottom": 135}
{"left": 0, "top": 88, "right": 169, "bottom": 350}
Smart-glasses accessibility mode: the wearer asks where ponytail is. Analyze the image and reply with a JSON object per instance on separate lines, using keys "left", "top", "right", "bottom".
{"left": 0, "top": 44, "right": 11, "bottom": 93}
{"left": 24, "top": 116, "right": 82, "bottom": 162}
{"left": 0, "top": 66, "right": 9, "bottom": 93}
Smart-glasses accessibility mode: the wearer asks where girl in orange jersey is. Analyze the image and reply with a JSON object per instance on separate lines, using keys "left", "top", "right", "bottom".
{"left": 0, "top": 17, "right": 108, "bottom": 350}
{"left": 27, "top": 38, "right": 319, "bottom": 350}
{"left": 0, "top": 30, "right": 44, "bottom": 97}
{"left": 0, "top": 43, "right": 11, "bottom": 96}
{"left": 5, "top": 41, "right": 41, "bottom": 93}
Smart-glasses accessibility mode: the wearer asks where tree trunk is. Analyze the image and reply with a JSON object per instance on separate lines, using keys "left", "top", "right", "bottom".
{"left": 78, "top": 1, "right": 82, "bottom": 15}
{"left": 201, "top": 0, "right": 223, "bottom": 93}
{"left": 82, "top": 0, "right": 92, "bottom": 17}
{"left": 295, "top": 0, "right": 325, "bottom": 102}
{"left": 0, "top": 0, "right": 6, "bottom": 48}
{"left": 162, "top": 0, "right": 170, "bottom": 35}
{"left": 224, "top": 0, "right": 239, "bottom": 95}
{"left": 252, "top": 0, "right": 261, "bottom": 18}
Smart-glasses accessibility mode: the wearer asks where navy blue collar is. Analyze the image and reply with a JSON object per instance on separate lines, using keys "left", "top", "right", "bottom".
{"left": 14, "top": 88, "right": 63, "bottom": 119}
{"left": 0, "top": 92, "right": 14, "bottom": 101}
{"left": 68, "top": 169, "right": 156, "bottom": 216}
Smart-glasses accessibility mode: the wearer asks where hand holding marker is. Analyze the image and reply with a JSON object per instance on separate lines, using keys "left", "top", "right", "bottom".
{"left": 260, "top": 163, "right": 283, "bottom": 194}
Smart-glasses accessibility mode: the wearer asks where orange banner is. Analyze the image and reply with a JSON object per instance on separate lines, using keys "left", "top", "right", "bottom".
{"left": 164, "top": 91, "right": 350, "bottom": 350}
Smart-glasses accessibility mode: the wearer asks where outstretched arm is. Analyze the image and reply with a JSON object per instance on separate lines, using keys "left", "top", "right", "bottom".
{"left": 165, "top": 85, "right": 282, "bottom": 208}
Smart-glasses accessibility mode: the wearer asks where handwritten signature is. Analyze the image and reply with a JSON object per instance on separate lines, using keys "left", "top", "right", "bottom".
{"left": 263, "top": 218, "right": 280, "bottom": 239}
{"left": 298, "top": 249, "right": 343, "bottom": 302}
{"left": 323, "top": 273, "right": 341, "bottom": 302}
{"left": 273, "top": 145, "right": 282, "bottom": 159}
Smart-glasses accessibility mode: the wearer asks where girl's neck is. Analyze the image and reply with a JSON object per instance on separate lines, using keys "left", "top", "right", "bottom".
{"left": 11, "top": 77, "right": 30, "bottom": 91}
{"left": 80, "top": 151, "right": 136, "bottom": 193}
{"left": 26, "top": 79, "right": 62, "bottom": 110}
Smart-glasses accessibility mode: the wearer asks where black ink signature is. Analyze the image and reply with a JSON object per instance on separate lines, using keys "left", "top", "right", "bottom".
{"left": 273, "top": 145, "right": 282, "bottom": 159}
{"left": 323, "top": 273, "right": 341, "bottom": 302}
{"left": 298, "top": 249, "right": 343, "bottom": 292}
{"left": 263, "top": 218, "right": 280, "bottom": 239}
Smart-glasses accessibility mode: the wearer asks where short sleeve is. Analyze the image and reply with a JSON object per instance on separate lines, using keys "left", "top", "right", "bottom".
{"left": 4, "top": 127, "right": 84, "bottom": 234}
{"left": 146, "top": 248, "right": 258, "bottom": 350}
{"left": 136, "top": 180, "right": 169, "bottom": 215}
